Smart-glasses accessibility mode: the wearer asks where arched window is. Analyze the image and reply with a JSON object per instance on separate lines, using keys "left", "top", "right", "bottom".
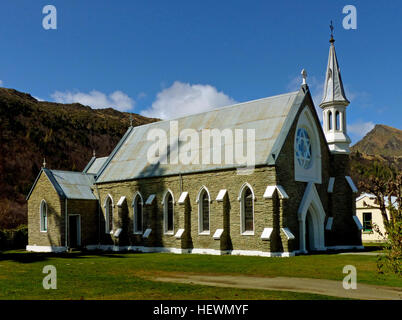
{"left": 328, "top": 111, "right": 332, "bottom": 130}
{"left": 197, "top": 187, "right": 210, "bottom": 234}
{"left": 335, "top": 111, "right": 340, "bottom": 130}
{"left": 132, "top": 192, "right": 143, "bottom": 234}
{"left": 239, "top": 184, "right": 254, "bottom": 234}
{"left": 294, "top": 106, "right": 322, "bottom": 184}
{"left": 40, "top": 200, "right": 47, "bottom": 232}
{"left": 104, "top": 195, "right": 113, "bottom": 234}
{"left": 163, "top": 190, "right": 174, "bottom": 234}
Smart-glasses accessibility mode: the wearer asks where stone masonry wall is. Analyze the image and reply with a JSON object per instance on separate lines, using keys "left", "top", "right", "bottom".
{"left": 27, "top": 172, "right": 64, "bottom": 247}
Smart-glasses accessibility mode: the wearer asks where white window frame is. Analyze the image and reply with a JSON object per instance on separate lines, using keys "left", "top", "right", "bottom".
{"left": 238, "top": 183, "right": 255, "bottom": 235}
{"left": 40, "top": 199, "right": 48, "bottom": 233}
{"left": 294, "top": 106, "right": 322, "bottom": 184}
{"left": 196, "top": 186, "right": 211, "bottom": 235}
{"left": 103, "top": 194, "right": 114, "bottom": 234}
{"left": 132, "top": 191, "right": 144, "bottom": 234}
{"left": 162, "top": 189, "right": 175, "bottom": 235}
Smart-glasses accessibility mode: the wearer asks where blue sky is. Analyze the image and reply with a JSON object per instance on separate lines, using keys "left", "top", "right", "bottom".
{"left": 1, "top": 0, "right": 401, "bottom": 143}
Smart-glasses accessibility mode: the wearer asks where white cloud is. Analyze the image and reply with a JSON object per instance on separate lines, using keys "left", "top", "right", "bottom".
{"left": 0, "top": 80, "right": 3, "bottom": 86}
{"left": 141, "top": 81, "right": 236, "bottom": 120}
{"left": 51, "top": 90, "right": 135, "bottom": 112}
{"left": 348, "top": 121, "right": 375, "bottom": 142}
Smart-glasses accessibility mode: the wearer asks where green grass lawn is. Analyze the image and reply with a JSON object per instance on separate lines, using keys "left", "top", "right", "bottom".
{"left": 0, "top": 250, "right": 400, "bottom": 300}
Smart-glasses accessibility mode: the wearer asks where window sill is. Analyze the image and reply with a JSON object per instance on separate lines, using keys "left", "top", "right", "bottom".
{"left": 199, "top": 231, "right": 210, "bottom": 236}
{"left": 133, "top": 232, "right": 143, "bottom": 235}
{"left": 164, "top": 231, "right": 174, "bottom": 235}
{"left": 40, "top": 230, "right": 48, "bottom": 233}
{"left": 241, "top": 231, "right": 254, "bottom": 236}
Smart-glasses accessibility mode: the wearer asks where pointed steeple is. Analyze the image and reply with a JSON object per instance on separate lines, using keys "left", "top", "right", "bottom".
{"left": 320, "top": 23, "right": 351, "bottom": 154}
{"left": 320, "top": 26, "right": 349, "bottom": 108}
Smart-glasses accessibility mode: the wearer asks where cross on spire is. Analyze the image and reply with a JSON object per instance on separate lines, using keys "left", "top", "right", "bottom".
{"left": 129, "top": 113, "right": 133, "bottom": 127}
{"left": 330, "top": 20, "right": 335, "bottom": 43}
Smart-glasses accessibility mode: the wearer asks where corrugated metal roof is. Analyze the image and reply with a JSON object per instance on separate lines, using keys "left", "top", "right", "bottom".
{"left": 48, "top": 170, "right": 97, "bottom": 200}
{"left": 84, "top": 157, "right": 108, "bottom": 175}
{"left": 96, "top": 89, "right": 305, "bottom": 183}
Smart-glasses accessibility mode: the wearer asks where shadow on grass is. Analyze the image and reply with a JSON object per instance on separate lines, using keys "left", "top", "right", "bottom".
{"left": 0, "top": 249, "right": 145, "bottom": 263}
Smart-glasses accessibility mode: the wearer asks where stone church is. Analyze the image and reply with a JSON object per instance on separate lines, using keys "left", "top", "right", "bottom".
{"left": 26, "top": 36, "right": 363, "bottom": 256}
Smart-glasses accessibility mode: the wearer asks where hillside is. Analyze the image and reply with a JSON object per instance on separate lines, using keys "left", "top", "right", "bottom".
{"left": 0, "top": 87, "right": 158, "bottom": 228}
{"left": 351, "top": 124, "right": 402, "bottom": 157}
{"left": 350, "top": 124, "right": 402, "bottom": 192}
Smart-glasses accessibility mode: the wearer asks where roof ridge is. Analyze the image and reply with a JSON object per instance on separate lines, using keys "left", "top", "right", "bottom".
{"left": 133, "top": 91, "right": 300, "bottom": 131}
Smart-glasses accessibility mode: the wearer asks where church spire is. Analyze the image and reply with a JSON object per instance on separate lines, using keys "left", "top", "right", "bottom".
{"left": 320, "top": 22, "right": 349, "bottom": 108}
{"left": 320, "top": 23, "right": 351, "bottom": 154}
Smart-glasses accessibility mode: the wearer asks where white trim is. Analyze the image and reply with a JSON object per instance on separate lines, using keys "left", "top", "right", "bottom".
{"left": 26, "top": 245, "right": 67, "bottom": 253}
{"left": 103, "top": 194, "right": 114, "bottom": 234}
{"left": 162, "top": 189, "right": 175, "bottom": 234}
{"left": 261, "top": 228, "right": 273, "bottom": 240}
{"left": 175, "top": 228, "right": 185, "bottom": 239}
{"left": 325, "top": 217, "right": 334, "bottom": 230}
{"left": 178, "top": 192, "right": 189, "bottom": 204}
{"left": 294, "top": 106, "right": 322, "bottom": 184}
{"left": 297, "top": 182, "right": 326, "bottom": 252}
{"left": 327, "top": 177, "right": 335, "bottom": 193}
{"left": 237, "top": 182, "right": 255, "bottom": 201}
{"left": 213, "top": 229, "right": 224, "bottom": 240}
{"left": 229, "top": 250, "right": 295, "bottom": 257}
{"left": 143, "top": 228, "right": 152, "bottom": 238}
{"left": 132, "top": 192, "right": 144, "bottom": 234}
{"left": 345, "top": 176, "right": 358, "bottom": 193}
{"left": 114, "top": 228, "right": 122, "bottom": 237}
{"left": 216, "top": 189, "right": 227, "bottom": 202}
{"left": 84, "top": 245, "right": 296, "bottom": 257}
{"left": 239, "top": 183, "right": 255, "bottom": 235}
{"left": 145, "top": 194, "right": 156, "bottom": 205}
{"left": 161, "top": 189, "right": 175, "bottom": 205}
{"left": 353, "top": 216, "right": 363, "bottom": 230}
{"left": 263, "top": 185, "right": 289, "bottom": 199}
{"left": 39, "top": 199, "right": 48, "bottom": 233}
{"left": 197, "top": 187, "right": 211, "bottom": 234}
{"left": 196, "top": 186, "right": 212, "bottom": 203}
{"left": 117, "top": 196, "right": 126, "bottom": 207}
{"left": 281, "top": 227, "right": 295, "bottom": 240}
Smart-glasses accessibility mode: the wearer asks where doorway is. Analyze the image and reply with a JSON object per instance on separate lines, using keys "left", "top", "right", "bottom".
{"left": 68, "top": 215, "right": 81, "bottom": 248}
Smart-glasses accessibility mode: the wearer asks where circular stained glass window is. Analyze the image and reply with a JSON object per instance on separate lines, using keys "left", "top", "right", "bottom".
{"left": 295, "top": 128, "right": 312, "bottom": 169}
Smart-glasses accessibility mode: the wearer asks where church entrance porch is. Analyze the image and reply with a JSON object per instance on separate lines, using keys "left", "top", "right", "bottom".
{"left": 298, "top": 182, "right": 326, "bottom": 253}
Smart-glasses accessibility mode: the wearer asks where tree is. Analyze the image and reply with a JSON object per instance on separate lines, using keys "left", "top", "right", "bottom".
{"left": 359, "top": 164, "right": 401, "bottom": 275}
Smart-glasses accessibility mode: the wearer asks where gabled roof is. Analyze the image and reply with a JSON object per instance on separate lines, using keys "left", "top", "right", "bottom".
{"left": 26, "top": 168, "right": 96, "bottom": 201}
{"left": 83, "top": 156, "right": 109, "bottom": 175}
{"left": 96, "top": 88, "right": 308, "bottom": 183}
{"left": 356, "top": 193, "right": 398, "bottom": 208}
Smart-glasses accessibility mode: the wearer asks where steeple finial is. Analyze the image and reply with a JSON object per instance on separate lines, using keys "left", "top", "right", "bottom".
{"left": 329, "top": 20, "right": 335, "bottom": 43}
{"left": 129, "top": 113, "right": 133, "bottom": 127}
{"left": 93, "top": 149, "right": 96, "bottom": 158}
{"left": 43, "top": 158, "right": 46, "bottom": 168}
{"left": 301, "top": 69, "right": 307, "bottom": 85}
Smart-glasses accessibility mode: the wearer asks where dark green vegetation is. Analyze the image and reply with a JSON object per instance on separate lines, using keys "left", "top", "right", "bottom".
{"left": 0, "top": 88, "right": 158, "bottom": 229}
{"left": 0, "top": 251, "right": 400, "bottom": 300}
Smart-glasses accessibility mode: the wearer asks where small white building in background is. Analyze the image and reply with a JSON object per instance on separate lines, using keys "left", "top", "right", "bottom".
{"left": 356, "top": 193, "right": 396, "bottom": 243}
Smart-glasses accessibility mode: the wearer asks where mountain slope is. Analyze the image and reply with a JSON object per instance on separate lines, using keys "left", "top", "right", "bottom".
{"left": 351, "top": 124, "right": 402, "bottom": 157}
{"left": 0, "top": 87, "right": 158, "bottom": 228}
{"left": 350, "top": 124, "right": 402, "bottom": 193}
